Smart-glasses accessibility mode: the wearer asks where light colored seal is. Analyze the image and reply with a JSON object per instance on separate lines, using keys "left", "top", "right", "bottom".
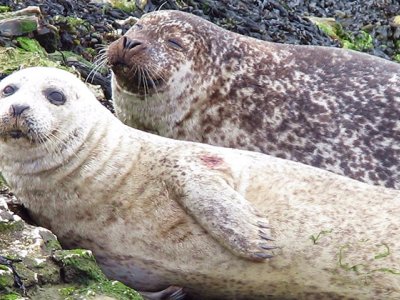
{"left": 107, "top": 10, "right": 400, "bottom": 189}
{"left": 1, "top": 67, "right": 400, "bottom": 300}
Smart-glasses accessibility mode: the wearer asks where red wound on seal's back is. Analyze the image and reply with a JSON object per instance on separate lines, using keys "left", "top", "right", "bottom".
{"left": 199, "top": 154, "right": 224, "bottom": 168}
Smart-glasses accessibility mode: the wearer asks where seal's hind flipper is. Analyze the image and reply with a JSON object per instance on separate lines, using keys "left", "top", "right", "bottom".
{"left": 175, "top": 175, "right": 276, "bottom": 261}
{"left": 139, "top": 285, "right": 185, "bottom": 300}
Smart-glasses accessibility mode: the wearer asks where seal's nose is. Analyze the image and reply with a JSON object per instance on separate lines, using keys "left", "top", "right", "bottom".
{"left": 122, "top": 36, "right": 142, "bottom": 50}
{"left": 9, "top": 104, "right": 30, "bottom": 117}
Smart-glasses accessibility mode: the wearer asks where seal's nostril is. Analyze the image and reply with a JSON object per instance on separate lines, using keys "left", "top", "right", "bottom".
{"left": 122, "top": 36, "right": 142, "bottom": 50}
{"left": 9, "top": 104, "right": 30, "bottom": 117}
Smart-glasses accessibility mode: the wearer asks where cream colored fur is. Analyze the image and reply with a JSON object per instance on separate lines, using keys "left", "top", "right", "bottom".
{"left": 0, "top": 67, "right": 399, "bottom": 299}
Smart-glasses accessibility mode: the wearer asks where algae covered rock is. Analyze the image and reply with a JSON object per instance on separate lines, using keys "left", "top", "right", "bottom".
{"left": 0, "top": 6, "right": 41, "bottom": 37}
{"left": 0, "top": 195, "right": 142, "bottom": 300}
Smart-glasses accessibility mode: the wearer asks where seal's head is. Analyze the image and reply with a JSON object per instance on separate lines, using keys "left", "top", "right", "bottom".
{"left": 0, "top": 67, "right": 99, "bottom": 148}
{"left": 0, "top": 67, "right": 116, "bottom": 181}
{"left": 107, "top": 10, "right": 235, "bottom": 98}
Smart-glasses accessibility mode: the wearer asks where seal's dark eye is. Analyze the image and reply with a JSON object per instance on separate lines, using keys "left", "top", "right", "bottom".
{"left": 3, "top": 85, "right": 16, "bottom": 96}
{"left": 45, "top": 89, "right": 66, "bottom": 106}
{"left": 134, "top": 23, "right": 143, "bottom": 30}
{"left": 167, "top": 39, "right": 184, "bottom": 50}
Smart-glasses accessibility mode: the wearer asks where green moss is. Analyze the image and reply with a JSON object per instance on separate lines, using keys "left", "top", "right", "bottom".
{"left": 66, "top": 280, "right": 143, "bottom": 300}
{"left": 0, "top": 220, "right": 24, "bottom": 232}
{"left": 53, "top": 16, "right": 89, "bottom": 34}
{"left": 0, "top": 293, "right": 21, "bottom": 300}
{"left": 0, "top": 46, "right": 66, "bottom": 74}
{"left": 110, "top": 0, "right": 136, "bottom": 12}
{"left": 369, "top": 267, "right": 400, "bottom": 275}
{"left": 314, "top": 19, "right": 374, "bottom": 52}
{"left": 316, "top": 22, "right": 338, "bottom": 40}
{"left": 54, "top": 249, "right": 142, "bottom": 299}
{"left": 16, "top": 37, "right": 46, "bottom": 56}
{"left": 0, "top": 6, "right": 10, "bottom": 13}
{"left": 338, "top": 244, "right": 367, "bottom": 274}
{"left": 53, "top": 249, "right": 106, "bottom": 284}
{"left": 44, "top": 238, "right": 62, "bottom": 252}
{"left": 58, "top": 286, "right": 76, "bottom": 297}
{"left": 19, "top": 19, "right": 37, "bottom": 34}
{"left": 86, "top": 47, "right": 96, "bottom": 57}
{"left": 0, "top": 273, "right": 14, "bottom": 289}
{"left": 344, "top": 31, "right": 373, "bottom": 51}
{"left": 394, "top": 54, "right": 400, "bottom": 62}
{"left": 374, "top": 243, "right": 390, "bottom": 259}
{"left": 310, "top": 229, "right": 333, "bottom": 245}
{"left": 338, "top": 243, "right": 400, "bottom": 277}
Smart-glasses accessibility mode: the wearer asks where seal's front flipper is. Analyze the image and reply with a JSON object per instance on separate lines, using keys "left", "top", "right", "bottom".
{"left": 139, "top": 285, "right": 185, "bottom": 300}
{"left": 176, "top": 176, "right": 276, "bottom": 261}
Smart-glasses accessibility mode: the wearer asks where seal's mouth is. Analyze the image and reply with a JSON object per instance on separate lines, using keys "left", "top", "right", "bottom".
{"left": 8, "top": 130, "right": 25, "bottom": 139}
{"left": 113, "top": 64, "right": 164, "bottom": 95}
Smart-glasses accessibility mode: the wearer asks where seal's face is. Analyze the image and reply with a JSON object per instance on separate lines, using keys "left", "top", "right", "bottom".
{"left": 107, "top": 10, "right": 218, "bottom": 98}
{"left": 0, "top": 67, "right": 95, "bottom": 147}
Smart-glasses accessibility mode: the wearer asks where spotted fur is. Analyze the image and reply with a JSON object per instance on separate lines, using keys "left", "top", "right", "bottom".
{"left": 108, "top": 10, "right": 400, "bottom": 189}
{"left": 1, "top": 67, "right": 400, "bottom": 299}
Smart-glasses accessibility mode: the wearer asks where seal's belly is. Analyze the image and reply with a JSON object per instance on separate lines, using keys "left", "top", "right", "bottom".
{"left": 96, "top": 256, "right": 170, "bottom": 291}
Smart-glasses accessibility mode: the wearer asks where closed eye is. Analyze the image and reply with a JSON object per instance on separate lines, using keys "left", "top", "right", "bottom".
{"left": 167, "top": 39, "right": 184, "bottom": 50}
{"left": 134, "top": 23, "right": 143, "bottom": 30}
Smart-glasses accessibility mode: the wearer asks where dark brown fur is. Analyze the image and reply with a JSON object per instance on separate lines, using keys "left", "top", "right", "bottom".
{"left": 108, "top": 10, "right": 400, "bottom": 189}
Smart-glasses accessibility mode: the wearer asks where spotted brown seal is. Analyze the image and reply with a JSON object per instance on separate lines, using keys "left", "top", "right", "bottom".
{"left": 107, "top": 10, "right": 400, "bottom": 189}
{"left": 1, "top": 67, "right": 400, "bottom": 299}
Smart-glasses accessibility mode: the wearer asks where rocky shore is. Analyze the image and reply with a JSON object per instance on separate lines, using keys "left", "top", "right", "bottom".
{"left": 0, "top": 1, "right": 399, "bottom": 299}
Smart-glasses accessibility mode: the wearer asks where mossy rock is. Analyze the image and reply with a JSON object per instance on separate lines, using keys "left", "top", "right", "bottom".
{"left": 308, "top": 16, "right": 374, "bottom": 52}
{"left": 0, "top": 46, "right": 62, "bottom": 75}
{"left": 109, "top": 0, "right": 136, "bottom": 12}
{"left": 52, "top": 249, "right": 143, "bottom": 300}
{"left": 0, "top": 6, "right": 10, "bottom": 14}
{"left": 0, "top": 198, "right": 142, "bottom": 300}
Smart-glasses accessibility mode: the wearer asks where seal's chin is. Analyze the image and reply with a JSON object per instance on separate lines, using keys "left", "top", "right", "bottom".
{"left": 112, "top": 65, "right": 164, "bottom": 96}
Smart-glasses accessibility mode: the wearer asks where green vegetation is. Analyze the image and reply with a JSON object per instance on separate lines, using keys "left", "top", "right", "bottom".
{"left": 60, "top": 280, "right": 143, "bottom": 300}
{"left": 339, "top": 243, "right": 400, "bottom": 276}
{"left": 53, "top": 16, "right": 89, "bottom": 35}
{"left": 394, "top": 40, "right": 400, "bottom": 62}
{"left": 338, "top": 245, "right": 366, "bottom": 274}
{"left": 0, "top": 220, "right": 24, "bottom": 233}
{"left": 374, "top": 243, "right": 390, "bottom": 260}
{"left": 310, "top": 229, "right": 333, "bottom": 245}
{"left": 53, "top": 249, "right": 106, "bottom": 284}
{"left": 0, "top": 293, "right": 21, "bottom": 300}
{"left": 314, "top": 19, "right": 373, "bottom": 52}
{"left": 0, "top": 46, "right": 61, "bottom": 75}
{"left": 0, "top": 6, "right": 10, "bottom": 13}
{"left": 0, "top": 273, "right": 14, "bottom": 290}
{"left": 16, "top": 36, "right": 46, "bottom": 55}
{"left": 341, "top": 31, "right": 373, "bottom": 51}
{"left": 53, "top": 249, "right": 143, "bottom": 300}
{"left": 43, "top": 238, "right": 63, "bottom": 253}
{"left": 109, "top": 0, "right": 136, "bottom": 12}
